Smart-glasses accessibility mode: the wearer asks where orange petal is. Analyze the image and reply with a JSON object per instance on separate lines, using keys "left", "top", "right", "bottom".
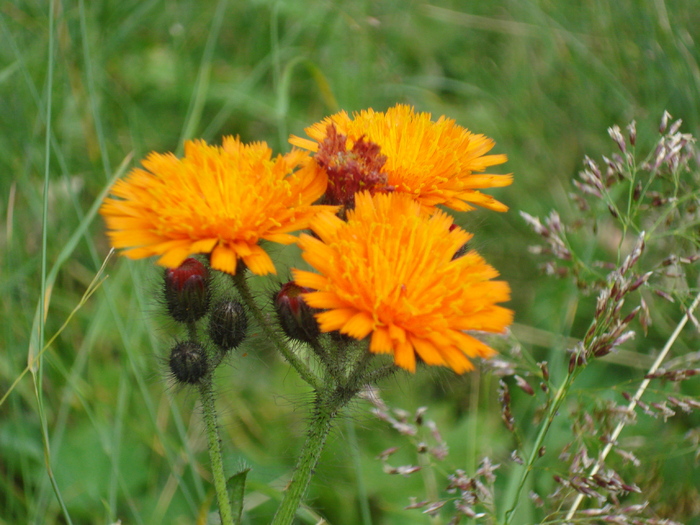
{"left": 316, "top": 308, "right": 356, "bottom": 332}
{"left": 393, "top": 340, "right": 416, "bottom": 372}
{"left": 370, "top": 327, "right": 392, "bottom": 354}
{"left": 292, "top": 270, "right": 330, "bottom": 293}
{"left": 343, "top": 311, "right": 374, "bottom": 339}
{"left": 410, "top": 335, "right": 447, "bottom": 366}
{"left": 210, "top": 245, "right": 238, "bottom": 274}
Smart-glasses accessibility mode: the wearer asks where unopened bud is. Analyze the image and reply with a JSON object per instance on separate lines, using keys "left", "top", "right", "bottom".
{"left": 274, "top": 281, "right": 320, "bottom": 344}
{"left": 520, "top": 211, "right": 549, "bottom": 237}
{"left": 208, "top": 300, "right": 248, "bottom": 352}
{"left": 669, "top": 118, "right": 683, "bottom": 135}
{"left": 498, "top": 380, "right": 515, "bottom": 432}
{"left": 628, "top": 272, "right": 653, "bottom": 293}
{"left": 169, "top": 341, "right": 208, "bottom": 385}
{"left": 611, "top": 330, "right": 635, "bottom": 348}
{"left": 608, "top": 125, "right": 626, "bottom": 153}
{"left": 622, "top": 306, "right": 641, "bottom": 325}
{"left": 660, "top": 111, "right": 671, "bottom": 133}
{"left": 627, "top": 120, "right": 637, "bottom": 146}
{"left": 654, "top": 289, "right": 675, "bottom": 303}
{"left": 164, "top": 258, "right": 210, "bottom": 323}
{"left": 514, "top": 375, "right": 535, "bottom": 396}
{"left": 569, "top": 344, "right": 587, "bottom": 373}
{"left": 632, "top": 181, "right": 642, "bottom": 201}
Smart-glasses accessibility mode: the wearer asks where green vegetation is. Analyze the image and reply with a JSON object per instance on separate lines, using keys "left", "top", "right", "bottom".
{"left": 2, "top": 1, "right": 700, "bottom": 523}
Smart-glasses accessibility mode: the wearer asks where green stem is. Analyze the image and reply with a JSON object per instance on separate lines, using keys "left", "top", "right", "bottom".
{"left": 231, "top": 271, "right": 321, "bottom": 389}
{"left": 503, "top": 371, "right": 577, "bottom": 524}
{"left": 271, "top": 391, "right": 339, "bottom": 525}
{"left": 363, "top": 364, "right": 398, "bottom": 385}
{"left": 199, "top": 377, "right": 235, "bottom": 525}
{"left": 186, "top": 321, "right": 198, "bottom": 342}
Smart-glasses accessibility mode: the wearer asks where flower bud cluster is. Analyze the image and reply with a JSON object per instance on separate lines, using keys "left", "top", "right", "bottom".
{"left": 163, "top": 258, "right": 248, "bottom": 386}
{"left": 564, "top": 113, "right": 698, "bottom": 249}
{"left": 520, "top": 210, "right": 571, "bottom": 262}
{"left": 367, "top": 387, "right": 501, "bottom": 522}
{"left": 443, "top": 458, "right": 499, "bottom": 519}
{"left": 524, "top": 113, "right": 700, "bottom": 376}
{"left": 498, "top": 379, "right": 515, "bottom": 432}
{"left": 568, "top": 233, "right": 648, "bottom": 371}
{"left": 644, "top": 112, "right": 696, "bottom": 174}
{"left": 552, "top": 468, "right": 640, "bottom": 505}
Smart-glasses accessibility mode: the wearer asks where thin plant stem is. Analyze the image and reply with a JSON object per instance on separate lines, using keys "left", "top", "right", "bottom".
{"left": 363, "top": 364, "right": 398, "bottom": 385}
{"left": 271, "top": 390, "right": 339, "bottom": 525}
{"left": 418, "top": 449, "right": 441, "bottom": 525}
{"left": 32, "top": 1, "right": 74, "bottom": 521}
{"left": 186, "top": 321, "right": 198, "bottom": 342}
{"left": 564, "top": 290, "right": 700, "bottom": 519}
{"left": 346, "top": 418, "right": 373, "bottom": 525}
{"left": 231, "top": 271, "right": 321, "bottom": 389}
{"left": 199, "top": 378, "right": 235, "bottom": 525}
{"left": 503, "top": 370, "right": 579, "bottom": 524}
{"left": 466, "top": 369, "right": 481, "bottom": 473}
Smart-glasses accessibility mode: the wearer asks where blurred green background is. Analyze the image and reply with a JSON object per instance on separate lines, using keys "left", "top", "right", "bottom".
{"left": 2, "top": 1, "right": 700, "bottom": 523}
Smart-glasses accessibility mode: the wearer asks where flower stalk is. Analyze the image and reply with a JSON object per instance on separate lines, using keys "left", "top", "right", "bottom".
{"left": 271, "top": 389, "right": 340, "bottom": 525}
{"left": 231, "top": 271, "right": 321, "bottom": 390}
{"left": 503, "top": 370, "right": 578, "bottom": 524}
{"left": 199, "top": 377, "right": 235, "bottom": 525}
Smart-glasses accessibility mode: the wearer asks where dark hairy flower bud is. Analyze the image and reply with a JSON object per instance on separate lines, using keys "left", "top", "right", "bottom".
{"left": 208, "top": 300, "right": 248, "bottom": 352}
{"left": 164, "top": 258, "right": 210, "bottom": 323}
{"left": 274, "top": 281, "right": 320, "bottom": 344}
{"left": 169, "top": 341, "right": 208, "bottom": 385}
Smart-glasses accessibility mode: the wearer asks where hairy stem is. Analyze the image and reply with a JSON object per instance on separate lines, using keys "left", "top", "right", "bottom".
{"left": 199, "top": 378, "right": 235, "bottom": 525}
{"left": 271, "top": 391, "right": 339, "bottom": 525}
{"left": 231, "top": 271, "right": 321, "bottom": 389}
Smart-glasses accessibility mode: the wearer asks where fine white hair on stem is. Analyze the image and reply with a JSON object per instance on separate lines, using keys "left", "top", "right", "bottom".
{"left": 565, "top": 290, "right": 700, "bottom": 520}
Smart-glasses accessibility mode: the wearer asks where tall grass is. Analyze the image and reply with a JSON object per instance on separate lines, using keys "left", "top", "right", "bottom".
{"left": 1, "top": 1, "right": 699, "bottom": 523}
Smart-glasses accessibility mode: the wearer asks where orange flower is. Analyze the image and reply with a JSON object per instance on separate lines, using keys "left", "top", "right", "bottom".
{"left": 100, "top": 137, "right": 332, "bottom": 275}
{"left": 293, "top": 192, "right": 513, "bottom": 373}
{"left": 290, "top": 104, "right": 512, "bottom": 211}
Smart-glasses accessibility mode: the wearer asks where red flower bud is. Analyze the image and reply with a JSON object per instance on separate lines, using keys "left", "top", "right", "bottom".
{"left": 274, "top": 281, "right": 320, "bottom": 344}
{"left": 164, "top": 258, "right": 210, "bottom": 323}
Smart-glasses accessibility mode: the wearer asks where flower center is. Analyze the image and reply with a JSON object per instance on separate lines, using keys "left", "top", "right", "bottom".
{"left": 315, "top": 124, "right": 392, "bottom": 209}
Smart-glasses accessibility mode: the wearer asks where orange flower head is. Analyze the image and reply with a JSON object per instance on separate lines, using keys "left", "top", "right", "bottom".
{"left": 100, "top": 137, "right": 333, "bottom": 275}
{"left": 290, "top": 104, "right": 512, "bottom": 212}
{"left": 293, "top": 191, "right": 513, "bottom": 373}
